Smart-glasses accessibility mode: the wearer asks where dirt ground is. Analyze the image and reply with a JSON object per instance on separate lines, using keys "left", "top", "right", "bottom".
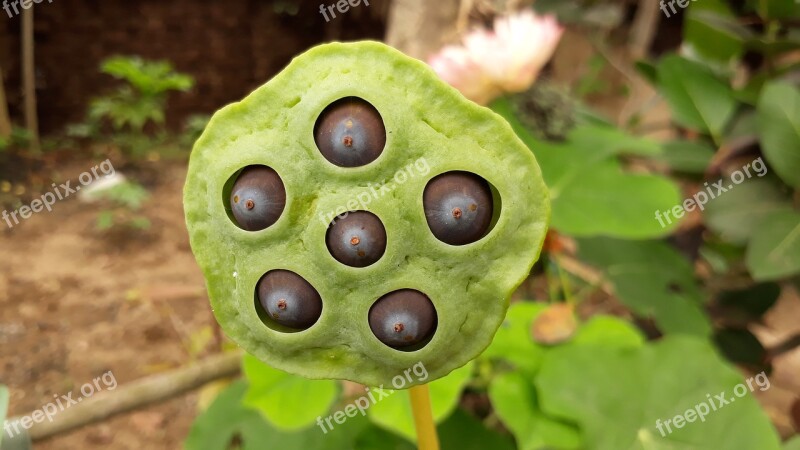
{"left": 0, "top": 158, "right": 213, "bottom": 449}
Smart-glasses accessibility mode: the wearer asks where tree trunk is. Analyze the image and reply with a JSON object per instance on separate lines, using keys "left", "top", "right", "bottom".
{"left": 0, "top": 65, "right": 10, "bottom": 138}
{"left": 21, "top": 5, "right": 40, "bottom": 152}
{"left": 385, "top": 0, "right": 462, "bottom": 61}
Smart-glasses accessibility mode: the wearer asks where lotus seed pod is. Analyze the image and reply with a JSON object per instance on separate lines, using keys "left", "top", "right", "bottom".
{"left": 183, "top": 41, "right": 550, "bottom": 387}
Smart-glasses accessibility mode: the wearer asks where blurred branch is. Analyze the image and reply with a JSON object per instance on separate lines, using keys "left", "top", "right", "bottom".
{"left": 766, "top": 333, "right": 800, "bottom": 362}
{"left": 557, "top": 254, "right": 614, "bottom": 296}
{"left": 12, "top": 351, "right": 241, "bottom": 441}
{"left": 629, "top": 0, "right": 660, "bottom": 59}
{"left": 0, "top": 66, "right": 10, "bottom": 138}
{"left": 386, "top": 0, "right": 461, "bottom": 60}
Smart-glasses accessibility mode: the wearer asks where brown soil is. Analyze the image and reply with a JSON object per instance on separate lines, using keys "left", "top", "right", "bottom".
{"left": 0, "top": 158, "right": 212, "bottom": 449}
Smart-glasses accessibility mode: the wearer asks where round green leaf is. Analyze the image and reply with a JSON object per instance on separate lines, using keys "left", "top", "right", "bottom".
{"left": 578, "top": 238, "right": 712, "bottom": 336}
{"left": 538, "top": 336, "right": 782, "bottom": 450}
{"left": 242, "top": 354, "right": 338, "bottom": 431}
{"left": 490, "top": 372, "right": 581, "bottom": 450}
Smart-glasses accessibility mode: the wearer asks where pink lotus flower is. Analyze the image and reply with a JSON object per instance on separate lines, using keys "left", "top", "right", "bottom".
{"left": 428, "top": 10, "right": 564, "bottom": 105}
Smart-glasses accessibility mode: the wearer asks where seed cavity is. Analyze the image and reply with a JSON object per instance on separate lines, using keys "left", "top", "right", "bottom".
{"left": 314, "top": 97, "right": 386, "bottom": 167}
{"left": 369, "top": 289, "right": 437, "bottom": 350}
{"left": 326, "top": 211, "right": 386, "bottom": 268}
{"left": 229, "top": 166, "right": 286, "bottom": 231}
{"left": 423, "top": 171, "right": 494, "bottom": 246}
{"left": 256, "top": 270, "right": 322, "bottom": 330}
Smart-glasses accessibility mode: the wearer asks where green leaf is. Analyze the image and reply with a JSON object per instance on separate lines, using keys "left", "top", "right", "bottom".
{"left": 685, "top": 3, "right": 751, "bottom": 64}
{"left": 437, "top": 408, "right": 516, "bottom": 450}
{"left": 537, "top": 336, "right": 782, "bottom": 450}
{"left": 485, "top": 307, "right": 643, "bottom": 450}
{"left": 757, "top": 81, "right": 800, "bottom": 188}
{"left": 746, "top": 209, "right": 800, "bottom": 280}
{"left": 481, "top": 302, "right": 548, "bottom": 374}
{"left": 657, "top": 55, "right": 736, "bottom": 140}
{"left": 785, "top": 437, "right": 800, "bottom": 450}
{"left": 367, "top": 362, "right": 473, "bottom": 442}
{"left": 490, "top": 372, "right": 581, "bottom": 450}
{"left": 652, "top": 140, "right": 715, "bottom": 173}
{"left": 356, "top": 408, "right": 515, "bottom": 450}
{"left": 186, "top": 380, "right": 374, "bottom": 450}
{"left": 95, "top": 211, "right": 115, "bottom": 230}
{"left": 571, "top": 315, "right": 645, "bottom": 348}
{"left": 553, "top": 165, "right": 682, "bottom": 238}
{"left": 569, "top": 124, "right": 662, "bottom": 157}
{"left": 578, "top": 238, "right": 712, "bottom": 336}
{"left": 353, "top": 426, "right": 416, "bottom": 450}
{"left": 492, "top": 100, "right": 682, "bottom": 238}
{"left": 241, "top": 354, "right": 338, "bottom": 431}
{"left": 753, "top": 0, "right": 800, "bottom": 19}
{"left": 185, "top": 381, "right": 262, "bottom": 450}
{"left": 704, "top": 178, "right": 793, "bottom": 244}
{"left": 101, "top": 56, "right": 194, "bottom": 96}
{"left": 634, "top": 61, "right": 658, "bottom": 86}
{"left": 714, "top": 328, "right": 768, "bottom": 369}
{"left": 717, "top": 282, "right": 781, "bottom": 319}
{"left": 89, "top": 181, "right": 150, "bottom": 210}
{"left": 482, "top": 303, "right": 644, "bottom": 374}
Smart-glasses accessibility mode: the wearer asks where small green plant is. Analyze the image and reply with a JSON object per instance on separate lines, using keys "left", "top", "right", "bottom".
{"left": 90, "top": 56, "right": 194, "bottom": 131}
{"left": 75, "top": 56, "right": 194, "bottom": 157}
{"left": 92, "top": 180, "right": 151, "bottom": 231}
{"left": 0, "top": 127, "right": 32, "bottom": 153}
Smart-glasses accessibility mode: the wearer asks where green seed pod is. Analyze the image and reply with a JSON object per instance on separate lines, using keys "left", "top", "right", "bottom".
{"left": 183, "top": 41, "right": 550, "bottom": 387}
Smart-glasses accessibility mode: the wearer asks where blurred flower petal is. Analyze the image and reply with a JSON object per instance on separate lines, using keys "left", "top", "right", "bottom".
{"left": 428, "top": 10, "right": 564, "bottom": 105}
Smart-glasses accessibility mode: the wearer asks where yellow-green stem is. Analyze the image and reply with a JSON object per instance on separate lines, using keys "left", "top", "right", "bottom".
{"left": 409, "top": 384, "right": 440, "bottom": 450}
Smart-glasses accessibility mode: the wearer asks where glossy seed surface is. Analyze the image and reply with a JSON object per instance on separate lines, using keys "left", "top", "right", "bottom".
{"left": 257, "top": 270, "right": 322, "bottom": 330}
{"left": 369, "top": 290, "right": 437, "bottom": 349}
{"left": 314, "top": 97, "right": 386, "bottom": 167}
{"left": 423, "top": 171, "right": 493, "bottom": 245}
{"left": 230, "top": 166, "right": 286, "bottom": 231}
